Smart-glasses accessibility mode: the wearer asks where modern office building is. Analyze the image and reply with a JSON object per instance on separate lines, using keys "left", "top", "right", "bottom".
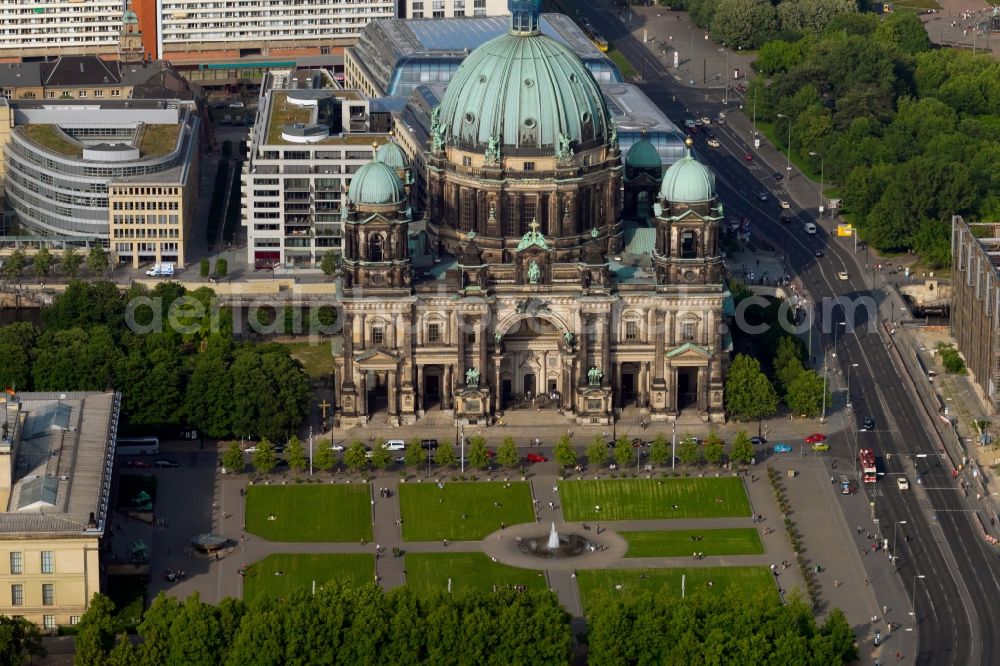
{"left": 399, "top": 0, "right": 507, "bottom": 19}
{"left": 0, "top": 98, "right": 200, "bottom": 268}
{"left": 334, "top": 0, "right": 730, "bottom": 427}
{"left": 0, "top": 391, "right": 120, "bottom": 630}
{"left": 242, "top": 69, "right": 404, "bottom": 269}
{"left": 344, "top": 13, "right": 622, "bottom": 99}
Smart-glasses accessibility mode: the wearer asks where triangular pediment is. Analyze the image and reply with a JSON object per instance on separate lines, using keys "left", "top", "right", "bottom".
{"left": 665, "top": 342, "right": 711, "bottom": 360}
{"left": 355, "top": 347, "right": 400, "bottom": 365}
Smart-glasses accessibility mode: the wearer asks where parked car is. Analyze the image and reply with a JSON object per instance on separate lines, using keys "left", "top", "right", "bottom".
{"left": 773, "top": 443, "right": 793, "bottom": 454}
{"left": 744, "top": 153, "right": 753, "bottom": 161}
{"left": 700, "top": 116, "right": 712, "bottom": 125}
{"left": 384, "top": 440, "right": 406, "bottom": 451}
{"left": 707, "top": 137, "right": 720, "bottom": 148}
{"left": 155, "top": 459, "right": 179, "bottom": 468}
{"left": 840, "top": 476, "right": 856, "bottom": 495}
{"left": 772, "top": 171, "right": 783, "bottom": 181}
{"left": 329, "top": 443, "right": 345, "bottom": 452}
{"left": 780, "top": 200, "right": 790, "bottom": 209}
{"left": 780, "top": 214, "right": 793, "bottom": 224}
{"left": 837, "top": 271, "right": 850, "bottom": 281}
{"left": 862, "top": 417, "right": 876, "bottom": 431}
{"left": 804, "top": 433, "right": 827, "bottom": 444}
{"left": 757, "top": 191, "right": 768, "bottom": 201}
{"left": 814, "top": 249, "right": 824, "bottom": 257}
{"left": 420, "top": 439, "right": 439, "bottom": 450}
{"left": 127, "top": 460, "right": 151, "bottom": 469}
{"left": 526, "top": 453, "right": 548, "bottom": 463}
{"left": 684, "top": 119, "right": 697, "bottom": 129}
{"left": 750, "top": 436, "right": 767, "bottom": 445}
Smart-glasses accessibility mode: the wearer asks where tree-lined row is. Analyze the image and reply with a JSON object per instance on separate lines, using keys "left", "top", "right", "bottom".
{"left": 0, "top": 280, "right": 310, "bottom": 441}
{"left": 1, "top": 245, "right": 109, "bottom": 279}
{"left": 682, "top": 0, "right": 862, "bottom": 50}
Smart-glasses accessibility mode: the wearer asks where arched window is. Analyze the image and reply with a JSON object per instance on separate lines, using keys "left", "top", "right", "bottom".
{"left": 680, "top": 230, "right": 698, "bottom": 259}
{"left": 368, "top": 234, "right": 384, "bottom": 262}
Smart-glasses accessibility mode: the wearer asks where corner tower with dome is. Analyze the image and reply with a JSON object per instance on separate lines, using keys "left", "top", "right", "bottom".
{"left": 334, "top": 0, "right": 731, "bottom": 427}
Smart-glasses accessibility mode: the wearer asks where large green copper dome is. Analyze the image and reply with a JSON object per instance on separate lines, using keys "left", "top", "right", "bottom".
{"left": 660, "top": 151, "right": 716, "bottom": 203}
{"left": 437, "top": 8, "right": 611, "bottom": 152}
{"left": 376, "top": 141, "right": 409, "bottom": 170}
{"left": 348, "top": 160, "right": 406, "bottom": 206}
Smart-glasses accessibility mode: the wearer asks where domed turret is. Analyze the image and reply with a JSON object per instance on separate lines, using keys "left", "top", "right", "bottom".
{"left": 347, "top": 160, "right": 406, "bottom": 206}
{"left": 625, "top": 138, "right": 661, "bottom": 170}
{"left": 436, "top": 0, "right": 611, "bottom": 153}
{"left": 376, "top": 141, "right": 409, "bottom": 170}
{"left": 659, "top": 143, "right": 715, "bottom": 204}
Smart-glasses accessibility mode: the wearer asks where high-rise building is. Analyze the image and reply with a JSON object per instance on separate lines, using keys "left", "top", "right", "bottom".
{"left": 399, "top": 0, "right": 508, "bottom": 19}
{"left": 0, "top": 0, "right": 125, "bottom": 62}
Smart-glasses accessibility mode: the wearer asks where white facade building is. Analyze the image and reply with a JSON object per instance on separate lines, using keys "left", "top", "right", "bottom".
{"left": 0, "top": 0, "right": 124, "bottom": 60}
{"left": 401, "top": 0, "right": 507, "bottom": 19}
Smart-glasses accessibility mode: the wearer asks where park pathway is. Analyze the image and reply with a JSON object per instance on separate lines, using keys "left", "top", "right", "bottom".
{"left": 372, "top": 478, "right": 405, "bottom": 589}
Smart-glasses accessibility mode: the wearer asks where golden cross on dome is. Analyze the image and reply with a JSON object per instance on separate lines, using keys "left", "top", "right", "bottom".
{"left": 529, "top": 219, "right": 541, "bottom": 235}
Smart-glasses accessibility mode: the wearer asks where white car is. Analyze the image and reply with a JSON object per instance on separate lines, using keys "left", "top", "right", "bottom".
{"left": 707, "top": 137, "right": 720, "bottom": 148}
{"left": 700, "top": 117, "right": 712, "bottom": 125}
{"left": 684, "top": 119, "right": 697, "bottom": 129}
{"left": 897, "top": 477, "right": 910, "bottom": 490}
{"left": 780, "top": 200, "right": 790, "bottom": 209}
{"left": 837, "top": 271, "right": 849, "bottom": 281}
{"left": 329, "top": 443, "right": 345, "bottom": 452}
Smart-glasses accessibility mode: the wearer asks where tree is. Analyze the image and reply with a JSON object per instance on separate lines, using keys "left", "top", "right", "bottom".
{"left": 404, "top": 439, "right": 427, "bottom": 470}
{"left": 467, "top": 435, "right": 490, "bottom": 470}
{"left": 725, "top": 354, "right": 779, "bottom": 422}
{"left": 777, "top": 0, "right": 857, "bottom": 33}
{"left": 774, "top": 335, "right": 806, "bottom": 393}
{"left": 320, "top": 250, "right": 339, "bottom": 276}
{"left": 704, "top": 430, "right": 725, "bottom": 465}
{"left": 184, "top": 338, "right": 233, "bottom": 438}
{"left": 710, "top": 0, "right": 777, "bottom": 49}
{"left": 0, "top": 322, "right": 37, "bottom": 393}
{"left": 33, "top": 247, "right": 52, "bottom": 278}
{"left": 136, "top": 592, "right": 180, "bottom": 666}
{"left": 86, "top": 245, "right": 109, "bottom": 274}
{"left": 0, "top": 614, "right": 45, "bottom": 665}
{"left": 285, "top": 435, "right": 307, "bottom": 472}
{"left": 3, "top": 249, "right": 25, "bottom": 278}
{"left": 215, "top": 258, "right": 228, "bottom": 277}
{"left": 313, "top": 440, "right": 336, "bottom": 472}
{"left": 553, "top": 433, "right": 577, "bottom": 469}
{"left": 649, "top": 434, "right": 670, "bottom": 466}
{"left": 435, "top": 440, "right": 457, "bottom": 468}
{"left": 785, "top": 369, "right": 829, "bottom": 418}
{"left": 371, "top": 440, "right": 392, "bottom": 470}
{"left": 345, "top": 440, "right": 370, "bottom": 472}
{"left": 222, "top": 442, "right": 244, "bottom": 474}
{"left": 251, "top": 439, "right": 277, "bottom": 474}
{"left": 587, "top": 434, "right": 608, "bottom": 468}
{"left": 497, "top": 436, "right": 519, "bottom": 469}
{"left": 75, "top": 593, "right": 118, "bottom": 665}
{"left": 678, "top": 436, "right": 701, "bottom": 466}
{"left": 731, "top": 430, "right": 754, "bottom": 464}
{"left": 61, "top": 247, "right": 83, "bottom": 277}
{"left": 106, "top": 633, "right": 139, "bottom": 666}
{"left": 614, "top": 435, "right": 633, "bottom": 467}
{"left": 874, "top": 10, "right": 930, "bottom": 55}
{"left": 200, "top": 258, "right": 210, "bottom": 278}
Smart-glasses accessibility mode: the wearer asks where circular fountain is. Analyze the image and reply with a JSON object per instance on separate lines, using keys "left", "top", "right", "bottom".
{"left": 518, "top": 523, "right": 597, "bottom": 559}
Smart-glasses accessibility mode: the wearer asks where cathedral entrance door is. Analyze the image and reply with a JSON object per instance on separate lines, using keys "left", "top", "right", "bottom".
{"left": 622, "top": 372, "right": 637, "bottom": 404}
{"left": 424, "top": 373, "right": 441, "bottom": 408}
{"left": 523, "top": 373, "right": 536, "bottom": 397}
{"left": 677, "top": 368, "right": 698, "bottom": 410}
{"left": 502, "top": 379, "right": 513, "bottom": 404}
{"left": 366, "top": 371, "right": 389, "bottom": 415}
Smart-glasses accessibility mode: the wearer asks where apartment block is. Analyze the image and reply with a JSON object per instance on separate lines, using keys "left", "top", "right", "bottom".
{"left": 399, "top": 0, "right": 507, "bottom": 19}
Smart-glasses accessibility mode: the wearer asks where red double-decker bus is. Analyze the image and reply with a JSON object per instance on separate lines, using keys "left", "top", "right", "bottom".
{"left": 859, "top": 448, "right": 877, "bottom": 483}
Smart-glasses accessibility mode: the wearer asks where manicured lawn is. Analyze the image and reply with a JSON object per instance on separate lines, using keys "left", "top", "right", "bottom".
{"left": 243, "top": 554, "right": 374, "bottom": 601}
{"left": 607, "top": 47, "right": 637, "bottom": 79}
{"left": 399, "top": 481, "right": 535, "bottom": 541}
{"left": 281, "top": 341, "right": 336, "bottom": 380}
{"left": 558, "top": 478, "right": 751, "bottom": 521}
{"left": 576, "top": 567, "right": 776, "bottom": 612}
{"left": 245, "top": 484, "right": 372, "bottom": 542}
{"left": 621, "top": 528, "right": 764, "bottom": 558}
{"left": 404, "top": 553, "right": 547, "bottom": 597}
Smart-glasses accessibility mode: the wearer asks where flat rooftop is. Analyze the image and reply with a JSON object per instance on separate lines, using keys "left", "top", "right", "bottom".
{"left": 0, "top": 392, "right": 118, "bottom": 537}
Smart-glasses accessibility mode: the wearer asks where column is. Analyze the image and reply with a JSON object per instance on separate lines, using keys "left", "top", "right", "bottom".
{"left": 455, "top": 312, "right": 465, "bottom": 386}
{"left": 417, "top": 365, "right": 425, "bottom": 412}
{"left": 577, "top": 313, "right": 587, "bottom": 387}
{"left": 668, "top": 367, "right": 677, "bottom": 412}
{"left": 697, "top": 367, "right": 708, "bottom": 412}
{"left": 444, "top": 365, "right": 453, "bottom": 409}
{"left": 613, "top": 363, "right": 622, "bottom": 406}
{"left": 388, "top": 372, "right": 398, "bottom": 416}
{"left": 653, "top": 311, "right": 665, "bottom": 381}
{"left": 600, "top": 317, "right": 611, "bottom": 385}
{"left": 342, "top": 314, "right": 355, "bottom": 388}
{"left": 478, "top": 316, "right": 488, "bottom": 388}
{"left": 640, "top": 362, "right": 648, "bottom": 406}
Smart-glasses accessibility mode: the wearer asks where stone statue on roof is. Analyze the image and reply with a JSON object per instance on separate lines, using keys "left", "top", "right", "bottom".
{"left": 485, "top": 135, "right": 501, "bottom": 164}
{"left": 466, "top": 367, "right": 481, "bottom": 388}
{"left": 430, "top": 105, "right": 445, "bottom": 153}
{"left": 609, "top": 118, "right": 618, "bottom": 149}
{"left": 555, "top": 132, "right": 574, "bottom": 163}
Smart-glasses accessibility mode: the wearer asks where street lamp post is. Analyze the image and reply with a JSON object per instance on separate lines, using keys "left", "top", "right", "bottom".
{"left": 809, "top": 151, "right": 824, "bottom": 219}
{"left": 671, "top": 421, "right": 677, "bottom": 470}
{"left": 776, "top": 113, "right": 792, "bottom": 172}
{"left": 892, "top": 520, "right": 907, "bottom": 568}
{"left": 846, "top": 363, "right": 859, "bottom": 408}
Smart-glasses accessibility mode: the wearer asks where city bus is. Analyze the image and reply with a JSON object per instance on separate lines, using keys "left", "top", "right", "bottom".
{"left": 859, "top": 447, "right": 877, "bottom": 483}
{"left": 116, "top": 436, "right": 160, "bottom": 456}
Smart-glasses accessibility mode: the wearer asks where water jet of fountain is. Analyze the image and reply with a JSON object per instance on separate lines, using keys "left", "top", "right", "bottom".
{"left": 548, "top": 523, "right": 560, "bottom": 549}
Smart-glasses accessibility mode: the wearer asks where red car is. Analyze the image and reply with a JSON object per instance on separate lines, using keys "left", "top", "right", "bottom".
{"left": 526, "top": 453, "right": 548, "bottom": 463}
{"left": 804, "top": 433, "right": 827, "bottom": 444}
{"left": 744, "top": 153, "right": 753, "bottom": 161}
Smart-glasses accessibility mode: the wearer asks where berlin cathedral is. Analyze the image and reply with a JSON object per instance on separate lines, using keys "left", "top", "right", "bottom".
{"left": 334, "top": 0, "right": 731, "bottom": 427}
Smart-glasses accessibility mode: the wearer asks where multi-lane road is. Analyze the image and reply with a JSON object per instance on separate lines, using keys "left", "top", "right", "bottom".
{"left": 578, "top": 4, "right": 1000, "bottom": 664}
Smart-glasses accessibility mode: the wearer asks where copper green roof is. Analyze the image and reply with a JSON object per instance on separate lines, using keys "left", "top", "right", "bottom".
{"left": 660, "top": 150, "right": 715, "bottom": 203}
{"left": 347, "top": 160, "right": 406, "bottom": 206}
{"left": 375, "top": 141, "right": 409, "bottom": 170}
{"left": 625, "top": 138, "right": 661, "bottom": 169}
{"left": 438, "top": 26, "right": 611, "bottom": 152}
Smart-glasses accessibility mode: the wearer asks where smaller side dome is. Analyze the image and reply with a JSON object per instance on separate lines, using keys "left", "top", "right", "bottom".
{"left": 625, "top": 138, "right": 661, "bottom": 170}
{"left": 348, "top": 160, "right": 406, "bottom": 206}
{"left": 376, "top": 141, "right": 409, "bottom": 170}
{"left": 660, "top": 152, "right": 715, "bottom": 204}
